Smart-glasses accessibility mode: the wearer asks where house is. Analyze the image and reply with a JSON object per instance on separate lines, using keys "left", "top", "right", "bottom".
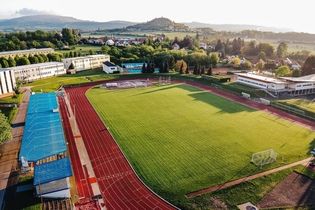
{"left": 199, "top": 42, "right": 208, "bottom": 50}
{"left": 102, "top": 61, "right": 122, "bottom": 74}
{"left": 106, "top": 39, "right": 115, "bottom": 46}
{"left": 172, "top": 43, "right": 180, "bottom": 50}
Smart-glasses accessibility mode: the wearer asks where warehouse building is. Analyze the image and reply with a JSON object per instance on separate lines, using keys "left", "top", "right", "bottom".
{"left": 6, "top": 62, "right": 65, "bottom": 82}
{"left": 63, "top": 54, "right": 110, "bottom": 71}
{"left": 0, "top": 48, "right": 54, "bottom": 59}
{"left": 0, "top": 69, "right": 16, "bottom": 97}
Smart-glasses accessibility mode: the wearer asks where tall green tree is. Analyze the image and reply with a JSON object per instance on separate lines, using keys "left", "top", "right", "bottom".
{"left": 277, "top": 42, "right": 288, "bottom": 58}
{"left": 275, "top": 65, "right": 292, "bottom": 77}
{"left": 8, "top": 57, "right": 16, "bottom": 67}
{"left": 0, "top": 111, "right": 12, "bottom": 144}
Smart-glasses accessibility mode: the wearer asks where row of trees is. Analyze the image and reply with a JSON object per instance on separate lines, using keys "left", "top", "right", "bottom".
{"left": 0, "top": 28, "right": 80, "bottom": 52}
{"left": 0, "top": 53, "right": 63, "bottom": 68}
{"left": 0, "top": 111, "right": 11, "bottom": 144}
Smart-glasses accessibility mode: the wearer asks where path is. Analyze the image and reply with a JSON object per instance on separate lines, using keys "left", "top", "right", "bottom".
{"left": 0, "top": 88, "right": 30, "bottom": 209}
{"left": 186, "top": 157, "right": 314, "bottom": 198}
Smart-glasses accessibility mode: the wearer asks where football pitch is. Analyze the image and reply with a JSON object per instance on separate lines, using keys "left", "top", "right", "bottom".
{"left": 87, "top": 83, "right": 315, "bottom": 202}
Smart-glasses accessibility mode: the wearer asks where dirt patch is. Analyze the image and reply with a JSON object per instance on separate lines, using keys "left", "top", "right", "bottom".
{"left": 258, "top": 172, "right": 315, "bottom": 209}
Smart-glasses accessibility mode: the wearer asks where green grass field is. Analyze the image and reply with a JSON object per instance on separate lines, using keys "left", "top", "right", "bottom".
{"left": 279, "top": 98, "right": 315, "bottom": 113}
{"left": 24, "top": 69, "right": 115, "bottom": 92}
{"left": 87, "top": 84, "right": 315, "bottom": 207}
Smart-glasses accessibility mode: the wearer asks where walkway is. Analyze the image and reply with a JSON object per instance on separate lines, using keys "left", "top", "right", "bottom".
{"left": 186, "top": 157, "right": 314, "bottom": 198}
{"left": 0, "top": 88, "right": 30, "bottom": 209}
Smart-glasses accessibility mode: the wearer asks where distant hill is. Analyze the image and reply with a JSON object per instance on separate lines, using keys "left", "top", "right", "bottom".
{"left": 184, "top": 22, "right": 292, "bottom": 33}
{"left": 0, "top": 15, "right": 136, "bottom": 31}
{"left": 126, "top": 17, "right": 190, "bottom": 32}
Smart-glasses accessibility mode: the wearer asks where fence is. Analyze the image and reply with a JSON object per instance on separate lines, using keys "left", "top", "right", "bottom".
{"left": 271, "top": 101, "right": 315, "bottom": 121}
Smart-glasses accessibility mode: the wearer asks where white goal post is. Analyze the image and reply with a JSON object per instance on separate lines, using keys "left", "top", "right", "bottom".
{"left": 251, "top": 149, "right": 277, "bottom": 168}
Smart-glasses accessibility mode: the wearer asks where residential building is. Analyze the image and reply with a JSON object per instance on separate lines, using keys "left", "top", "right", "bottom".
{"left": 0, "top": 69, "right": 16, "bottom": 97}
{"left": 102, "top": 61, "right": 122, "bottom": 74}
{"left": 7, "top": 62, "right": 65, "bottom": 82}
{"left": 0, "top": 48, "right": 55, "bottom": 59}
{"left": 62, "top": 54, "right": 110, "bottom": 71}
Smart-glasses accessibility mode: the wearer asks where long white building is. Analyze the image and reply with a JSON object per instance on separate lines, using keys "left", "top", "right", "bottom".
{"left": 0, "top": 69, "right": 16, "bottom": 97}
{"left": 6, "top": 62, "right": 65, "bottom": 82}
{"left": 62, "top": 54, "right": 110, "bottom": 72}
{"left": 0, "top": 48, "right": 54, "bottom": 59}
{"left": 236, "top": 72, "right": 315, "bottom": 96}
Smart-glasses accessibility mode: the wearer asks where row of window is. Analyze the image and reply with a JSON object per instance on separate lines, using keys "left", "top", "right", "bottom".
{"left": 238, "top": 78, "right": 268, "bottom": 88}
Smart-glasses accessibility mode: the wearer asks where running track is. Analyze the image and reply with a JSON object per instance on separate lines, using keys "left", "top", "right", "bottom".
{"left": 59, "top": 78, "right": 315, "bottom": 210}
{"left": 61, "top": 86, "right": 177, "bottom": 210}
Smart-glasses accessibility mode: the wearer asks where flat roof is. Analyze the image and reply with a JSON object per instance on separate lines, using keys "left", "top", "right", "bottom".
{"left": 34, "top": 158, "right": 72, "bottom": 185}
{"left": 62, "top": 54, "right": 109, "bottom": 61}
{"left": 0, "top": 48, "right": 54, "bottom": 56}
{"left": 282, "top": 74, "right": 315, "bottom": 83}
{"left": 236, "top": 73, "right": 286, "bottom": 84}
{"left": 19, "top": 93, "right": 67, "bottom": 162}
{"left": 5, "top": 62, "right": 64, "bottom": 70}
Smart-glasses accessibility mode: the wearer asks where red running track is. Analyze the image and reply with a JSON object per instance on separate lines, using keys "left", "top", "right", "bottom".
{"left": 59, "top": 97, "right": 99, "bottom": 209}
{"left": 63, "top": 86, "right": 177, "bottom": 210}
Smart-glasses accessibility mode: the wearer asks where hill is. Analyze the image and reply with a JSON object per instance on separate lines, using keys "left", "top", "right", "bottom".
{"left": 0, "top": 15, "right": 136, "bottom": 31}
{"left": 184, "top": 21, "right": 292, "bottom": 33}
{"left": 126, "top": 17, "right": 190, "bottom": 32}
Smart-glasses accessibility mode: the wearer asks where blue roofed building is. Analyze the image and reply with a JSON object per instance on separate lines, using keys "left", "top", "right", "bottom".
{"left": 19, "top": 92, "right": 67, "bottom": 164}
{"left": 19, "top": 92, "right": 72, "bottom": 198}
{"left": 34, "top": 158, "right": 72, "bottom": 198}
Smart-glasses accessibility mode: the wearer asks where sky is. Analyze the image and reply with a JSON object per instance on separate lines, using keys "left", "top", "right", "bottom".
{"left": 1, "top": 0, "right": 315, "bottom": 33}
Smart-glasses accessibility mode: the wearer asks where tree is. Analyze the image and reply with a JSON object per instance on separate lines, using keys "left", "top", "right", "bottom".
{"left": 8, "top": 57, "right": 16, "bottom": 67}
{"left": 142, "top": 63, "right": 147, "bottom": 73}
{"left": 292, "top": 69, "right": 301, "bottom": 77}
{"left": 301, "top": 56, "right": 315, "bottom": 76}
{"left": 231, "top": 57, "right": 241, "bottom": 67}
{"left": 175, "top": 60, "right": 187, "bottom": 73}
{"left": 61, "top": 28, "right": 80, "bottom": 45}
{"left": 207, "top": 66, "right": 213, "bottom": 75}
{"left": 16, "top": 57, "right": 30, "bottom": 66}
{"left": 255, "top": 59, "right": 265, "bottom": 71}
{"left": 277, "top": 42, "right": 288, "bottom": 58}
{"left": 258, "top": 43, "right": 274, "bottom": 58}
{"left": 0, "top": 111, "right": 12, "bottom": 144}
{"left": 0, "top": 58, "right": 9, "bottom": 68}
{"left": 241, "top": 60, "right": 252, "bottom": 70}
{"left": 210, "top": 53, "right": 219, "bottom": 67}
{"left": 28, "top": 55, "right": 39, "bottom": 64}
{"left": 275, "top": 65, "right": 292, "bottom": 77}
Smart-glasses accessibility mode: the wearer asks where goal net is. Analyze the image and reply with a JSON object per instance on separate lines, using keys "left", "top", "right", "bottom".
{"left": 251, "top": 149, "right": 277, "bottom": 168}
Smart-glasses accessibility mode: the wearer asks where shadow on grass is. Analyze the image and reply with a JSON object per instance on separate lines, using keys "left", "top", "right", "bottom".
{"left": 189, "top": 91, "right": 255, "bottom": 113}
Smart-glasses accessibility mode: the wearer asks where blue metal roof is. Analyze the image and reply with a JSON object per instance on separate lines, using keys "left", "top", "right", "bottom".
{"left": 34, "top": 158, "right": 72, "bottom": 185}
{"left": 19, "top": 93, "right": 67, "bottom": 162}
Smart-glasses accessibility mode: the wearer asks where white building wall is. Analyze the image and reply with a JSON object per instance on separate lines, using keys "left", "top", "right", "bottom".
{"left": 0, "top": 72, "right": 8, "bottom": 94}
{"left": 236, "top": 76, "right": 286, "bottom": 91}
{"left": 63, "top": 55, "right": 110, "bottom": 72}
{"left": 5, "top": 71, "right": 13, "bottom": 93}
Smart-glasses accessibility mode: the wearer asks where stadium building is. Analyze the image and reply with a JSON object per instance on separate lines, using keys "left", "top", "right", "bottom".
{"left": 19, "top": 93, "right": 72, "bottom": 198}
{"left": 63, "top": 54, "right": 110, "bottom": 71}
{"left": 0, "top": 48, "right": 55, "bottom": 59}
{"left": 0, "top": 68, "right": 16, "bottom": 97}
{"left": 6, "top": 62, "right": 65, "bottom": 82}
{"left": 236, "top": 72, "right": 315, "bottom": 96}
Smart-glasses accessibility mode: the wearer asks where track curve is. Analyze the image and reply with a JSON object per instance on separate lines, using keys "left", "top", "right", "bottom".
{"left": 62, "top": 84, "right": 177, "bottom": 210}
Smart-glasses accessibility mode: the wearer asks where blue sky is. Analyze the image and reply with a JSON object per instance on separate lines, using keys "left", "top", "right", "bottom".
{"left": 1, "top": 0, "right": 315, "bottom": 33}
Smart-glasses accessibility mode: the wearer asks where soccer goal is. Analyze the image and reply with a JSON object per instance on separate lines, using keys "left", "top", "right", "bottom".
{"left": 251, "top": 149, "right": 277, "bottom": 168}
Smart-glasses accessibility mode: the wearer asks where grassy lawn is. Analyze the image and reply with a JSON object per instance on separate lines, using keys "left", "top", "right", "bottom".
{"left": 0, "top": 107, "right": 17, "bottom": 123}
{"left": 24, "top": 69, "right": 115, "bottom": 92}
{"left": 0, "top": 93, "right": 23, "bottom": 104}
{"left": 56, "top": 44, "right": 102, "bottom": 55}
{"left": 191, "top": 167, "right": 298, "bottom": 209}
{"left": 87, "top": 84, "right": 315, "bottom": 208}
{"left": 279, "top": 98, "right": 315, "bottom": 113}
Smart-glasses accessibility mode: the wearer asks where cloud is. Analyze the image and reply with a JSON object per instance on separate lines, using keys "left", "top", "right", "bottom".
{"left": 15, "top": 8, "right": 53, "bottom": 16}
